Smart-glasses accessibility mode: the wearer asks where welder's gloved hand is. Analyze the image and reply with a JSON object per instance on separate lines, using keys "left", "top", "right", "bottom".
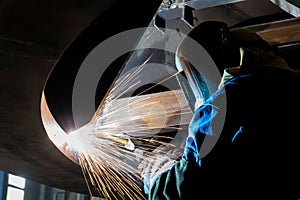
{"left": 139, "top": 148, "right": 181, "bottom": 195}
{"left": 183, "top": 102, "right": 218, "bottom": 167}
{"left": 142, "top": 156, "right": 177, "bottom": 194}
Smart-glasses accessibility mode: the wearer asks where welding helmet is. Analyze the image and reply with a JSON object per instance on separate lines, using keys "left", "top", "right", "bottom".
{"left": 185, "top": 21, "right": 240, "bottom": 72}
{"left": 175, "top": 21, "right": 238, "bottom": 110}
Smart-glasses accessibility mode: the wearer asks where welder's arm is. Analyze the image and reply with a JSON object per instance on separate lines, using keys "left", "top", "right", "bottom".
{"left": 146, "top": 74, "right": 249, "bottom": 199}
{"left": 146, "top": 84, "right": 236, "bottom": 199}
{"left": 142, "top": 100, "right": 219, "bottom": 197}
{"left": 147, "top": 93, "right": 223, "bottom": 199}
{"left": 182, "top": 102, "right": 217, "bottom": 167}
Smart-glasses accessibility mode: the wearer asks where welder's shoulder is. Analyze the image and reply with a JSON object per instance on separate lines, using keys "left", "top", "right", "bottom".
{"left": 230, "top": 27, "right": 270, "bottom": 49}
{"left": 230, "top": 28, "right": 259, "bottom": 41}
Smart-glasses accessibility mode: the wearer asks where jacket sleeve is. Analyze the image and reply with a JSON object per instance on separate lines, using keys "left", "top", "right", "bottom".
{"left": 147, "top": 78, "right": 246, "bottom": 200}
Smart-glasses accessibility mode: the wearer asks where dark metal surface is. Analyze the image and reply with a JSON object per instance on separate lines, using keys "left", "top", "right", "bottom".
{"left": 0, "top": 0, "right": 115, "bottom": 195}
{"left": 0, "top": 0, "right": 161, "bottom": 196}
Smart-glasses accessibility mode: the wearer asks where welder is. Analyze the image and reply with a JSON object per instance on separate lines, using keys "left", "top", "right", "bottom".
{"left": 144, "top": 21, "right": 300, "bottom": 200}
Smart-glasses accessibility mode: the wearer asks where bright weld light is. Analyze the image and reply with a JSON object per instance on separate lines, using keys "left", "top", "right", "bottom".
{"left": 67, "top": 127, "right": 96, "bottom": 154}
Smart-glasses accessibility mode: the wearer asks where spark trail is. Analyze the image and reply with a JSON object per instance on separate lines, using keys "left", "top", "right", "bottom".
{"left": 68, "top": 54, "right": 193, "bottom": 199}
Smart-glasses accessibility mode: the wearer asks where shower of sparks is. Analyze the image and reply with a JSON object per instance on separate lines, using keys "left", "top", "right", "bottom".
{"left": 69, "top": 53, "right": 193, "bottom": 199}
